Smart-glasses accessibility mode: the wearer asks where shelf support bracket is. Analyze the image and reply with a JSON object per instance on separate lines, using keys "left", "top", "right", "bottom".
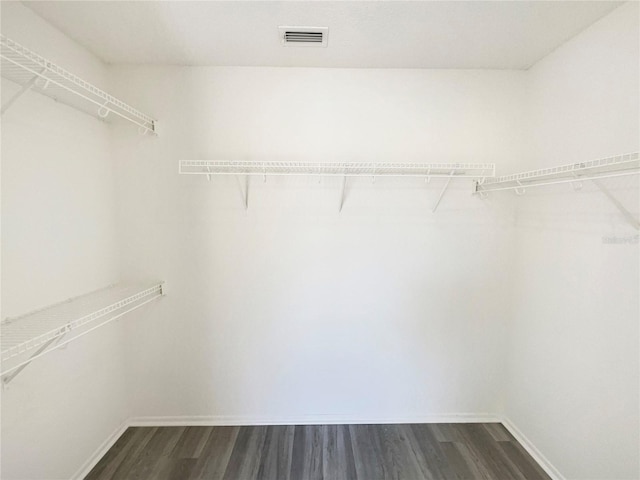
{"left": 432, "top": 170, "right": 455, "bottom": 213}
{"left": 236, "top": 175, "right": 249, "bottom": 210}
{"left": 2, "top": 329, "right": 68, "bottom": 387}
{"left": 339, "top": 176, "right": 347, "bottom": 212}
{"left": 592, "top": 179, "right": 640, "bottom": 230}
{"left": 1, "top": 70, "right": 43, "bottom": 115}
{"left": 571, "top": 172, "right": 584, "bottom": 191}
{"left": 474, "top": 179, "right": 489, "bottom": 198}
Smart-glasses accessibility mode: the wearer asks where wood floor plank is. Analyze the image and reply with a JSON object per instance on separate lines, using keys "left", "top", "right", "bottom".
{"left": 159, "top": 427, "right": 187, "bottom": 456}
{"left": 401, "top": 425, "right": 441, "bottom": 480}
{"left": 322, "top": 425, "right": 357, "bottom": 480}
{"left": 409, "top": 423, "right": 457, "bottom": 480}
{"left": 453, "top": 443, "right": 495, "bottom": 480}
{"left": 454, "top": 424, "right": 527, "bottom": 480}
{"left": 499, "top": 441, "right": 551, "bottom": 480}
{"left": 150, "top": 457, "right": 197, "bottom": 480}
{"left": 84, "top": 427, "right": 137, "bottom": 480}
{"left": 377, "top": 424, "right": 426, "bottom": 480}
{"left": 439, "top": 442, "right": 476, "bottom": 480}
{"left": 349, "top": 424, "right": 388, "bottom": 480}
{"left": 191, "top": 426, "right": 239, "bottom": 480}
{"left": 430, "top": 424, "right": 460, "bottom": 443}
{"left": 503, "top": 428, "right": 554, "bottom": 479}
{"left": 222, "top": 426, "right": 268, "bottom": 480}
{"left": 290, "top": 425, "right": 324, "bottom": 480}
{"left": 256, "top": 425, "right": 295, "bottom": 480}
{"left": 110, "top": 427, "right": 158, "bottom": 480}
{"left": 192, "top": 426, "right": 214, "bottom": 458}
{"left": 170, "top": 426, "right": 211, "bottom": 459}
{"left": 124, "top": 427, "right": 186, "bottom": 480}
{"left": 482, "top": 423, "right": 511, "bottom": 442}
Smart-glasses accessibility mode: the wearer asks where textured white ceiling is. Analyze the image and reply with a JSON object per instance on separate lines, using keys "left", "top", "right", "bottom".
{"left": 22, "top": 1, "right": 622, "bottom": 69}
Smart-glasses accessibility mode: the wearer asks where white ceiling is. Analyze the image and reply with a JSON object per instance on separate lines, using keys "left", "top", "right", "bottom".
{"left": 23, "top": 1, "right": 622, "bottom": 69}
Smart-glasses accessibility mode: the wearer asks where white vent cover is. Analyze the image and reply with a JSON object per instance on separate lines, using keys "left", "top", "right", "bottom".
{"left": 279, "top": 26, "right": 329, "bottom": 47}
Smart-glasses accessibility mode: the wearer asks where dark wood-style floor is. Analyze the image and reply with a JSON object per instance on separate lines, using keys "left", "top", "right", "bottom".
{"left": 85, "top": 423, "right": 551, "bottom": 480}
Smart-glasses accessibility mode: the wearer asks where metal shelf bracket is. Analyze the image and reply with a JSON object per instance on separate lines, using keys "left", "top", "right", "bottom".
{"left": 592, "top": 179, "right": 639, "bottom": 230}
{"left": 2, "top": 329, "right": 69, "bottom": 388}
{"left": 514, "top": 181, "right": 526, "bottom": 196}
{"left": 0, "top": 68, "right": 44, "bottom": 115}
{"left": 571, "top": 172, "right": 584, "bottom": 191}
{"left": 432, "top": 170, "right": 455, "bottom": 213}
{"left": 339, "top": 176, "right": 348, "bottom": 212}
{"left": 236, "top": 175, "right": 249, "bottom": 210}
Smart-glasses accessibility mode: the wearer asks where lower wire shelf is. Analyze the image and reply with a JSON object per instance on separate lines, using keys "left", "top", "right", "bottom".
{"left": 0, "top": 281, "right": 164, "bottom": 381}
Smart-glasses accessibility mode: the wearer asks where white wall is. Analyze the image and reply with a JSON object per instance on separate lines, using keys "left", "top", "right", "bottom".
{"left": 1, "top": 3, "right": 128, "bottom": 479}
{"left": 108, "top": 66, "right": 526, "bottom": 422}
{"left": 505, "top": 3, "right": 640, "bottom": 479}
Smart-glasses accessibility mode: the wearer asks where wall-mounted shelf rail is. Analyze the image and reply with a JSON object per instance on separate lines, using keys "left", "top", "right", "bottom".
{"left": 180, "top": 160, "right": 495, "bottom": 178}
{"left": 180, "top": 160, "right": 495, "bottom": 212}
{"left": 474, "top": 152, "right": 639, "bottom": 194}
{"left": 474, "top": 152, "right": 640, "bottom": 229}
{"left": 1, "top": 282, "right": 164, "bottom": 384}
{"left": 0, "top": 35, "right": 157, "bottom": 134}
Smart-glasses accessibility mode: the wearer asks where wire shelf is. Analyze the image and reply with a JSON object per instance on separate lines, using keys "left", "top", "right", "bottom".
{"left": 179, "top": 160, "right": 495, "bottom": 178}
{"left": 475, "top": 152, "right": 639, "bottom": 193}
{"left": 0, "top": 282, "right": 164, "bottom": 376}
{"left": 1, "top": 35, "right": 157, "bottom": 134}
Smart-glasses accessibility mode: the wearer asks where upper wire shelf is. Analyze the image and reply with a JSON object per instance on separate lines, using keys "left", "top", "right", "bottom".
{"left": 179, "top": 160, "right": 496, "bottom": 178}
{"left": 0, "top": 282, "right": 164, "bottom": 380}
{"left": 0, "top": 35, "right": 157, "bottom": 134}
{"left": 474, "top": 152, "right": 639, "bottom": 194}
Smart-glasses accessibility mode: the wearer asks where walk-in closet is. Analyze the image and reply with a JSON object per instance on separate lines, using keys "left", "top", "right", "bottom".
{"left": 1, "top": 2, "right": 638, "bottom": 479}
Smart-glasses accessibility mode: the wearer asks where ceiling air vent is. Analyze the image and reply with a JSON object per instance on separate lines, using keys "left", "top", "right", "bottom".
{"left": 279, "top": 26, "right": 329, "bottom": 47}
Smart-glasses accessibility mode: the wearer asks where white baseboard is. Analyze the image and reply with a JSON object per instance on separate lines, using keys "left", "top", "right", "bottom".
{"left": 71, "top": 420, "right": 129, "bottom": 480}
{"left": 500, "top": 416, "right": 565, "bottom": 480}
{"left": 70, "top": 412, "right": 499, "bottom": 478}
{"left": 129, "top": 412, "right": 501, "bottom": 427}
{"left": 73, "top": 413, "right": 563, "bottom": 480}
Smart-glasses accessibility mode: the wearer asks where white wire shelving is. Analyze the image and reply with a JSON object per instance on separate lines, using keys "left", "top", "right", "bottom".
{"left": 180, "top": 160, "right": 495, "bottom": 178}
{"left": 474, "top": 152, "right": 639, "bottom": 194}
{"left": 0, "top": 35, "right": 157, "bottom": 134}
{"left": 474, "top": 152, "right": 640, "bottom": 229}
{"left": 180, "top": 160, "right": 495, "bottom": 212}
{"left": 0, "top": 282, "right": 164, "bottom": 383}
